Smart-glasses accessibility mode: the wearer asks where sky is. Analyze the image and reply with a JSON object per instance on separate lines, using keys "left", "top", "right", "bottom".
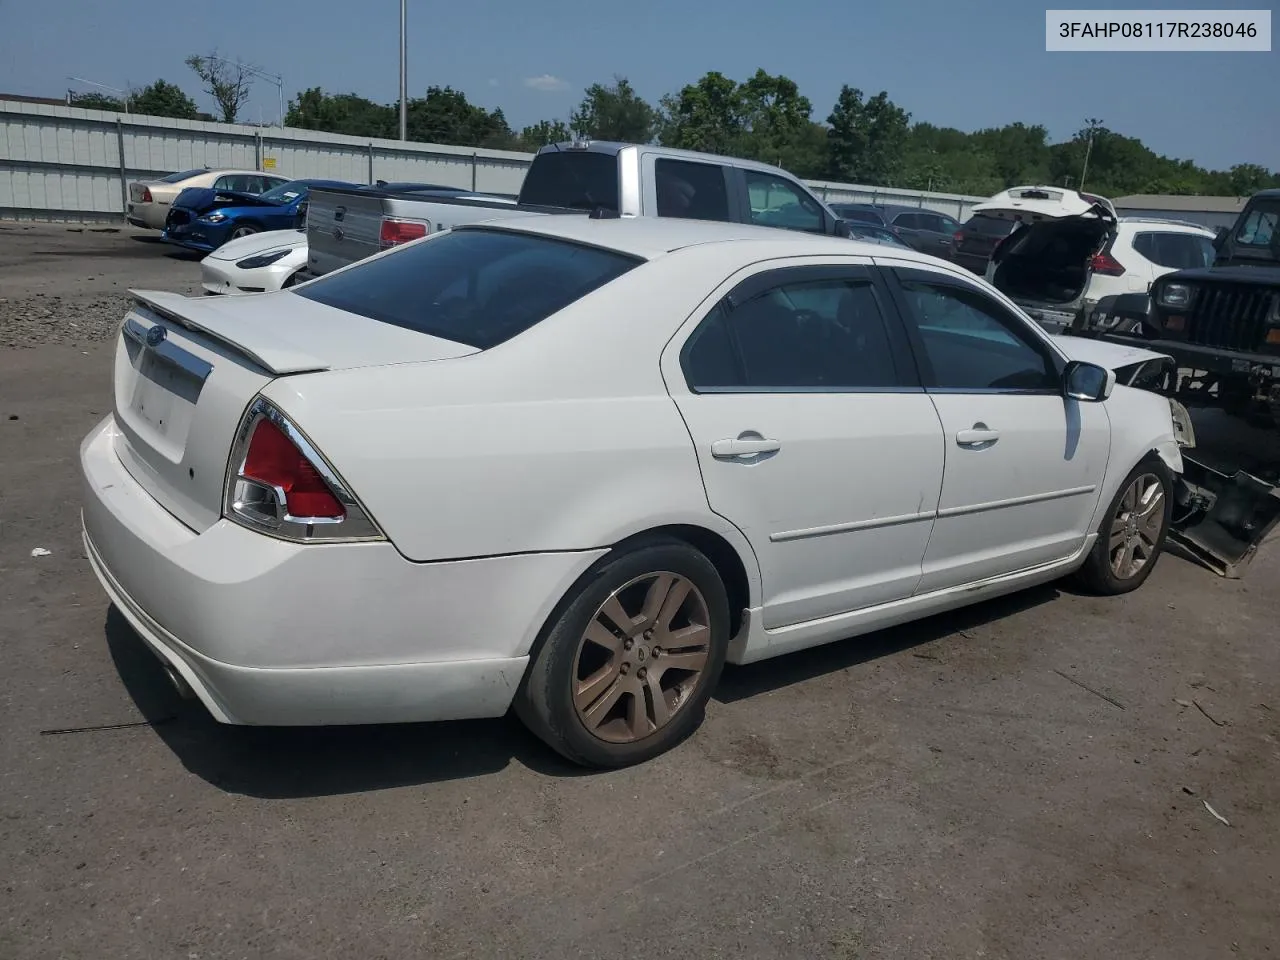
{"left": 0, "top": 0, "right": 1275, "bottom": 171}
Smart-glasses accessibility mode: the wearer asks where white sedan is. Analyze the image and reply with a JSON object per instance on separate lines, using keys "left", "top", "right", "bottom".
{"left": 200, "top": 229, "right": 309, "bottom": 295}
{"left": 81, "top": 216, "right": 1184, "bottom": 768}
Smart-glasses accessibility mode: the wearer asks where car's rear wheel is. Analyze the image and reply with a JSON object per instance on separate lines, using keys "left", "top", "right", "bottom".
{"left": 230, "top": 225, "right": 260, "bottom": 240}
{"left": 1075, "top": 456, "right": 1173, "bottom": 595}
{"left": 515, "top": 539, "right": 731, "bottom": 768}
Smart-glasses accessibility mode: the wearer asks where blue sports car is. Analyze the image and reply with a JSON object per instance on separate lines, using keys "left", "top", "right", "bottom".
{"left": 162, "top": 178, "right": 358, "bottom": 253}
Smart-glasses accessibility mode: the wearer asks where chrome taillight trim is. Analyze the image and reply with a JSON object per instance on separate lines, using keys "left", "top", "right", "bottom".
{"left": 222, "top": 396, "right": 386, "bottom": 544}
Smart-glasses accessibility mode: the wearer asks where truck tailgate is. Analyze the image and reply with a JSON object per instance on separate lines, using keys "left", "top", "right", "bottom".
{"left": 306, "top": 189, "right": 388, "bottom": 276}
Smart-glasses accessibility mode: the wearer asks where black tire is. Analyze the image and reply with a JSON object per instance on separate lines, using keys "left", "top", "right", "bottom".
{"left": 514, "top": 538, "right": 731, "bottom": 768}
{"left": 230, "top": 224, "right": 260, "bottom": 240}
{"left": 1075, "top": 455, "right": 1174, "bottom": 595}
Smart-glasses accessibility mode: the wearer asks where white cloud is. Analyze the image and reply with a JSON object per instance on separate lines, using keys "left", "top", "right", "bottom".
{"left": 523, "top": 74, "right": 569, "bottom": 92}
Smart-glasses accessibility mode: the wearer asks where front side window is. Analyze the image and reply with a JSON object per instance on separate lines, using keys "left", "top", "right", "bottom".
{"left": 896, "top": 276, "right": 1058, "bottom": 391}
{"left": 682, "top": 275, "right": 904, "bottom": 391}
{"left": 294, "top": 228, "right": 641, "bottom": 349}
{"left": 654, "top": 159, "right": 730, "bottom": 221}
{"left": 1234, "top": 204, "right": 1279, "bottom": 247}
{"left": 744, "top": 171, "right": 825, "bottom": 234}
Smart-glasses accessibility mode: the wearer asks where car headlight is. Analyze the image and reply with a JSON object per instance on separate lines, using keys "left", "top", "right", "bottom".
{"left": 199, "top": 212, "right": 228, "bottom": 223}
{"left": 1157, "top": 283, "right": 1192, "bottom": 308}
{"left": 236, "top": 249, "right": 292, "bottom": 269}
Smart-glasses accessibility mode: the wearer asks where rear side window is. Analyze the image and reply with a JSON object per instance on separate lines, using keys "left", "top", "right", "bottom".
{"left": 159, "top": 168, "right": 207, "bottom": 183}
{"left": 519, "top": 151, "right": 620, "bottom": 211}
{"left": 836, "top": 207, "right": 885, "bottom": 225}
{"left": 294, "top": 228, "right": 641, "bottom": 349}
{"left": 1132, "top": 232, "right": 1215, "bottom": 269}
{"left": 655, "top": 158, "right": 730, "bottom": 221}
{"left": 964, "top": 215, "right": 1016, "bottom": 237}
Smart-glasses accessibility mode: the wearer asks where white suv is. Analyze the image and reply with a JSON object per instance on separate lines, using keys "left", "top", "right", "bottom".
{"left": 977, "top": 186, "right": 1216, "bottom": 333}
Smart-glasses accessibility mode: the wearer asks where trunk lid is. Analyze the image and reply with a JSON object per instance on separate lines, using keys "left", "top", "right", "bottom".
{"left": 971, "top": 185, "right": 1118, "bottom": 224}
{"left": 110, "top": 290, "right": 478, "bottom": 532}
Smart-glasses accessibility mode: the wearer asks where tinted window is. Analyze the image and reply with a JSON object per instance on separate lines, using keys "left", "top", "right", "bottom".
{"left": 1132, "top": 231, "right": 1215, "bottom": 269}
{"left": 835, "top": 207, "right": 885, "bottom": 225}
{"left": 963, "top": 215, "right": 1017, "bottom": 237}
{"left": 931, "top": 214, "right": 962, "bottom": 234}
{"left": 654, "top": 158, "right": 730, "bottom": 221}
{"left": 897, "top": 277, "right": 1058, "bottom": 391}
{"left": 159, "top": 168, "right": 207, "bottom": 183}
{"left": 892, "top": 212, "right": 924, "bottom": 229}
{"left": 518, "top": 151, "right": 620, "bottom": 211}
{"left": 683, "top": 276, "right": 903, "bottom": 390}
{"left": 295, "top": 228, "right": 641, "bottom": 349}
{"left": 744, "top": 171, "right": 825, "bottom": 233}
{"left": 259, "top": 180, "right": 308, "bottom": 204}
{"left": 1233, "top": 203, "right": 1278, "bottom": 247}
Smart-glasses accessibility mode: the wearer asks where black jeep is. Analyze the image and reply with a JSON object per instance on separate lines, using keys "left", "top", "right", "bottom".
{"left": 1097, "top": 189, "right": 1280, "bottom": 424}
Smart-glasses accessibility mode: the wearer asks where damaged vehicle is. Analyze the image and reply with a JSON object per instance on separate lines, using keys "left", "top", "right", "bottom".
{"left": 163, "top": 178, "right": 359, "bottom": 254}
{"left": 1052, "top": 334, "right": 1280, "bottom": 577}
{"left": 978, "top": 185, "right": 1120, "bottom": 333}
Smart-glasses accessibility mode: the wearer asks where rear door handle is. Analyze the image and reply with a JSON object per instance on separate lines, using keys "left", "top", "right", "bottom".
{"left": 956, "top": 425, "right": 999, "bottom": 446}
{"left": 712, "top": 437, "right": 781, "bottom": 459}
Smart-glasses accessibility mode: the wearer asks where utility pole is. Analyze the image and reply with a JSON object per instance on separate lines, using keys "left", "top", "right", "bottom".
{"left": 399, "top": 0, "right": 408, "bottom": 140}
{"left": 1079, "top": 117, "right": 1103, "bottom": 191}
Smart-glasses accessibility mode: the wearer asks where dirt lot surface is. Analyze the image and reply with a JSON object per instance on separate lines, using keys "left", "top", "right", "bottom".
{"left": 2, "top": 224, "right": 1278, "bottom": 960}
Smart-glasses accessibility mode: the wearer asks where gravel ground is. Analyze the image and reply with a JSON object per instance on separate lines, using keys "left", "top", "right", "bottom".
{"left": 2, "top": 223, "right": 1279, "bottom": 960}
{"left": 0, "top": 221, "right": 201, "bottom": 347}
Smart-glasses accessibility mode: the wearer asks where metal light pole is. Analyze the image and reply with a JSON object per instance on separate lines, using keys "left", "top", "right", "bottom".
{"left": 67, "top": 76, "right": 129, "bottom": 114}
{"left": 399, "top": 0, "right": 408, "bottom": 140}
{"left": 205, "top": 55, "right": 285, "bottom": 126}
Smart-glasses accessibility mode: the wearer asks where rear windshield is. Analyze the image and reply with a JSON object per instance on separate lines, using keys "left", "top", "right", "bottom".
{"left": 519, "top": 151, "right": 620, "bottom": 211}
{"left": 159, "top": 168, "right": 208, "bottom": 183}
{"left": 294, "top": 228, "right": 642, "bottom": 349}
{"left": 964, "top": 215, "right": 1017, "bottom": 236}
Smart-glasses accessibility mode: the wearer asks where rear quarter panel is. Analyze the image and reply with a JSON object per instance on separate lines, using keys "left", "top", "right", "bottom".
{"left": 257, "top": 245, "right": 769, "bottom": 594}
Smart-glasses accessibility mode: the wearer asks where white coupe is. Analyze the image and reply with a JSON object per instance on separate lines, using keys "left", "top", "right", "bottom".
{"left": 81, "top": 216, "right": 1184, "bottom": 768}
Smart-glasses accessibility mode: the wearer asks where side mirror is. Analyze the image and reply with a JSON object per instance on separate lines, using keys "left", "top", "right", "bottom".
{"left": 1213, "top": 225, "right": 1229, "bottom": 250}
{"left": 1064, "top": 360, "right": 1115, "bottom": 402}
{"left": 833, "top": 218, "right": 855, "bottom": 239}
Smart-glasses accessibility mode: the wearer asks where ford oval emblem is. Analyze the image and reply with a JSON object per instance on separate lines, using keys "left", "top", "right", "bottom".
{"left": 146, "top": 325, "right": 167, "bottom": 347}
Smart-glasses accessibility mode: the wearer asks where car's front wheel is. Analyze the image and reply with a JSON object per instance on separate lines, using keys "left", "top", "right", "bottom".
{"left": 515, "top": 538, "right": 731, "bottom": 768}
{"left": 230, "top": 224, "right": 260, "bottom": 240}
{"left": 1076, "top": 456, "right": 1174, "bottom": 595}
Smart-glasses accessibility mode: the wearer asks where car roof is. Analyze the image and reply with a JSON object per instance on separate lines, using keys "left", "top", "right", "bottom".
{"left": 456, "top": 214, "right": 944, "bottom": 263}
{"left": 1115, "top": 217, "right": 1216, "bottom": 235}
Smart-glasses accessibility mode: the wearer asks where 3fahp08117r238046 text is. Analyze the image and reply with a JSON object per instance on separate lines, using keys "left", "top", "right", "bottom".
{"left": 1058, "top": 20, "right": 1260, "bottom": 38}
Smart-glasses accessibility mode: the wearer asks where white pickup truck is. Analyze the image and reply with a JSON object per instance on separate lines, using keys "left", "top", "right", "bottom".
{"left": 303, "top": 140, "right": 855, "bottom": 276}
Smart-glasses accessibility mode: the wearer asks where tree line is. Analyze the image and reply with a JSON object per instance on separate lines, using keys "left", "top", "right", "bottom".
{"left": 67, "top": 61, "right": 1278, "bottom": 200}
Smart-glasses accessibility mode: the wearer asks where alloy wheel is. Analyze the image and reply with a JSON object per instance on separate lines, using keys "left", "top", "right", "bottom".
{"left": 571, "top": 571, "right": 712, "bottom": 744}
{"left": 1109, "top": 472, "right": 1165, "bottom": 579}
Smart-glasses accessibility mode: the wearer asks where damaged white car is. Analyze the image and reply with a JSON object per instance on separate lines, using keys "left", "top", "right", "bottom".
{"left": 81, "top": 217, "right": 1189, "bottom": 767}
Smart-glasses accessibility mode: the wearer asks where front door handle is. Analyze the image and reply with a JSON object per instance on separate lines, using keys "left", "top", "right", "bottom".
{"left": 956, "top": 424, "right": 999, "bottom": 446}
{"left": 712, "top": 436, "right": 781, "bottom": 459}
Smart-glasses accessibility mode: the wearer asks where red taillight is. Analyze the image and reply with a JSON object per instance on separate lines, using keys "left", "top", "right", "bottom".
{"left": 953, "top": 230, "right": 965, "bottom": 243}
{"left": 1090, "top": 251, "right": 1126, "bottom": 276}
{"left": 241, "top": 417, "right": 345, "bottom": 519}
{"left": 141, "top": 187, "right": 153, "bottom": 203}
{"left": 379, "top": 217, "right": 428, "bottom": 248}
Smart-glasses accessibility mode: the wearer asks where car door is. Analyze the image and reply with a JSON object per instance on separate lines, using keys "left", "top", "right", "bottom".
{"left": 661, "top": 260, "right": 946, "bottom": 629}
{"left": 882, "top": 263, "right": 1111, "bottom": 592}
{"left": 921, "top": 212, "right": 963, "bottom": 258}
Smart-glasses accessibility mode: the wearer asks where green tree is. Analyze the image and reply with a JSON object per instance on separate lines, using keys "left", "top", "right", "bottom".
{"left": 405, "top": 86, "right": 515, "bottom": 148}
{"left": 657, "top": 71, "right": 745, "bottom": 155}
{"left": 285, "top": 88, "right": 395, "bottom": 137}
{"left": 570, "top": 76, "right": 656, "bottom": 142}
{"left": 128, "top": 80, "right": 199, "bottom": 120}
{"left": 737, "top": 69, "right": 818, "bottom": 173}
{"left": 519, "top": 119, "right": 572, "bottom": 149}
{"left": 1229, "top": 163, "right": 1273, "bottom": 196}
{"left": 68, "top": 91, "right": 124, "bottom": 112}
{"left": 185, "top": 52, "right": 255, "bottom": 122}
{"left": 825, "top": 86, "right": 910, "bottom": 185}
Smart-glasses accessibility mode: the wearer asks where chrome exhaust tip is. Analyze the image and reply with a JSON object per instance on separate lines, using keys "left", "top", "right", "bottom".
{"left": 162, "top": 663, "right": 196, "bottom": 701}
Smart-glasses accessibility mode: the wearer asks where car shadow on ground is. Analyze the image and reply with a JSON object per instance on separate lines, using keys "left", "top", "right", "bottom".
{"left": 714, "top": 584, "right": 1058, "bottom": 703}
{"left": 105, "top": 587, "right": 1061, "bottom": 799}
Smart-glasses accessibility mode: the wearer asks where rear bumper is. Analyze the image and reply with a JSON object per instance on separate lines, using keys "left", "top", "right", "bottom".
{"left": 79, "top": 415, "right": 602, "bottom": 726}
